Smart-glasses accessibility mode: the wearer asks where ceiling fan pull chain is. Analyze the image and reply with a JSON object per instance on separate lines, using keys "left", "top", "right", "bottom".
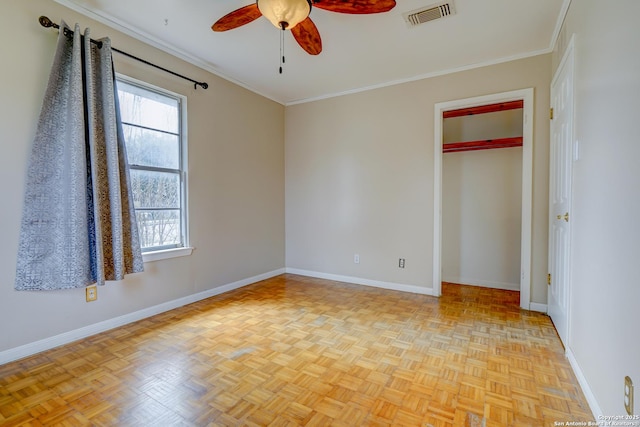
{"left": 279, "top": 24, "right": 285, "bottom": 74}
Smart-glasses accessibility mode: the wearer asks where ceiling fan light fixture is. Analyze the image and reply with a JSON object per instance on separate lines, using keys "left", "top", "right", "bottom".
{"left": 258, "top": 0, "right": 311, "bottom": 29}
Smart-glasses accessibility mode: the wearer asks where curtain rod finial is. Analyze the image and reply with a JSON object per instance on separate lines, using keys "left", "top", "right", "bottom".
{"left": 39, "top": 16, "right": 55, "bottom": 28}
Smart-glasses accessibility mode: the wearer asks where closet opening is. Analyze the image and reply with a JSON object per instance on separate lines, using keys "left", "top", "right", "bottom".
{"left": 442, "top": 101, "right": 523, "bottom": 294}
{"left": 433, "top": 89, "right": 533, "bottom": 309}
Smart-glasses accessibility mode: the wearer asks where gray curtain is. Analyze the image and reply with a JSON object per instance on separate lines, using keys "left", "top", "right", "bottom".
{"left": 15, "top": 22, "right": 143, "bottom": 291}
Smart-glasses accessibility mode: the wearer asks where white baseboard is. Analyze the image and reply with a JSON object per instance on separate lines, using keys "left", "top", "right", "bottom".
{"left": 528, "top": 302, "right": 548, "bottom": 313}
{"left": 286, "top": 268, "right": 436, "bottom": 296}
{"left": 0, "top": 268, "right": 285, "bottom": 365}
{"left": 442, "top": 276, "right": 520, "bottom": 291}
{"left": 566, "top": 347, "right": 601, "bottom": 418}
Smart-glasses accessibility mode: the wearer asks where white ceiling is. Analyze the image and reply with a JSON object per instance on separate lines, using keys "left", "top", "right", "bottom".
{"left": 56, "top": 0, "right": 569, "bottom": 105}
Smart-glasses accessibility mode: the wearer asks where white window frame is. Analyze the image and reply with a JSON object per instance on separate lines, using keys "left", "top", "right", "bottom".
{"left": 116, "top": 74, "right": 192, "bottom": 263}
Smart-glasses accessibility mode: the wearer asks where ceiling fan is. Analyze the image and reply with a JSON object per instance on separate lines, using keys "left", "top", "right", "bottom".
{"left": 212, "top": 0, "right": 396, "bottom": 56}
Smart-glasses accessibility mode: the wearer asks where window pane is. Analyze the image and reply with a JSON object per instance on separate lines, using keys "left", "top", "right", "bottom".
{"left": 117, "top": 76, "right": 187, "bottom": 254}
{"left": 136, "top": 210, "right": 181, "bottom": 249}
{"left": 124, "top": 124, "right": 179, "bottom": 169}
{"left": 130, "top": 170, "right": 180, "bottom": 209}
{"left": 117, "top": 81, "right": 179, "bottom": 133}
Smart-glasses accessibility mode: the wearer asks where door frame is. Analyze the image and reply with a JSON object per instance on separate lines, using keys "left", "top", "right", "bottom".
{"left": 433, "top": 88, "right": 534, "bottom": 309}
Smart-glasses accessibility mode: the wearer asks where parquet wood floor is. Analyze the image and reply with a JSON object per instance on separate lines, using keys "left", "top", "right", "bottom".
{"left": 0, "top": 274, "right": 594, "bottom": 426}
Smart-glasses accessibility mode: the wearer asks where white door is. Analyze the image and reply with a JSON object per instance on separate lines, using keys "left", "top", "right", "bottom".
{"left": 548, "top": 37, "right": 575, "bottom": 347}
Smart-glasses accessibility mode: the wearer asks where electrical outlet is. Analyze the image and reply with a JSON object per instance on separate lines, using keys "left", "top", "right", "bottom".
{"left": 624, "top": 376, "right": 634, "bottom": 415}
{"left": 399, "top": 258, "right": 405, "bottom": 268}
{"left": 354, "top": 254, "right": 360, "bottom": 264}
{"left": 86, "top": 286, "right": 97, "bottom": 302}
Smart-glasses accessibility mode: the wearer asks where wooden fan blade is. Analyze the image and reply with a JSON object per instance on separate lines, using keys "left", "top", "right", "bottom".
{"left": 212, "top": 4, "right": 262, "bottom": 32}
{"left": 312, "top": 0, "right": 395, "bottom": 14}
{"left": 291, "top": 17, "right": 322, "bottom": 55}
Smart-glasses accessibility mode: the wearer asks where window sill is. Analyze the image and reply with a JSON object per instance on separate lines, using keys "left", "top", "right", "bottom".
{"left": 142, "top": 247, "right": 193, "bottom": 263}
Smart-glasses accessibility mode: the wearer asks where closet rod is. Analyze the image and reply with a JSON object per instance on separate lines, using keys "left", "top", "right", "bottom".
{"left": 38, "top": 16, "right": 208, "bottom": 90}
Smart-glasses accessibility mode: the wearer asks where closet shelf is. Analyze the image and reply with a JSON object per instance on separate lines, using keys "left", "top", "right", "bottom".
{"left": 443, "top": 100, "right": 523, "bottom": 119}
{"left": 443, "top": 136, "right": 523, "bottom": 153}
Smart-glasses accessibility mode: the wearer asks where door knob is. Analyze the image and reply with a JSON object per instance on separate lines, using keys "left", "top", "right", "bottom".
{"left": 556, "top": 212, "right": 569, "bottom": 222}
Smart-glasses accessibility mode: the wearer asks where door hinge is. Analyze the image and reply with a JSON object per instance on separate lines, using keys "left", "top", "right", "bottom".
{"left": 547, "top": 273, "right": 551, "bottom": 286}
{"left": 550, "top": 107, "right": 554, "bottom": 120}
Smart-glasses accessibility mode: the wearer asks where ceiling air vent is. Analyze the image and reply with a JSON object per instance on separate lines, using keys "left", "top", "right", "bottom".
{"left": 403, "top": 1, "right": 455, "bottom": 28}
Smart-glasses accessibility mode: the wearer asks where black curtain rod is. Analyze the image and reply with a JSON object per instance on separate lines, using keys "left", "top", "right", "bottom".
{"left": 38, "top": 16, "right": 208, "bottom": 90}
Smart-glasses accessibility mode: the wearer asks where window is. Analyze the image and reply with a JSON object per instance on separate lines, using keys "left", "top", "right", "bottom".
{"left": 116, "top": 77, "right": 189, "bottom": 257}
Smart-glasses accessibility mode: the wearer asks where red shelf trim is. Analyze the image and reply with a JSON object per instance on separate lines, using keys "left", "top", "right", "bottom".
{"left": 443, "top": 100, "right": 524, "bottom": 119}
{"left": 443, "top": 136, "right": 523, "bottom": 153}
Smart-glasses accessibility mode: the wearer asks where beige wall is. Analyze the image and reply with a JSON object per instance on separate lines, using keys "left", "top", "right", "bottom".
{"left": 0, "top": 0, "right": 284, "bottom": 354}
{"left": 285, "top": 54, "right": 551, "bottom": 302}
{"left": 552, "top": 0, "right": 640, "bottom": 415}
